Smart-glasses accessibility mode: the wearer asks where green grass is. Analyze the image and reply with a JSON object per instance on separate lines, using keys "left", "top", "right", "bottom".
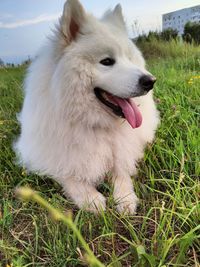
{"left": 137, "top": 38, "right": 200, "bottom": 60}
{"left": 0, "top": 42, "right": 200, "bottom": 266}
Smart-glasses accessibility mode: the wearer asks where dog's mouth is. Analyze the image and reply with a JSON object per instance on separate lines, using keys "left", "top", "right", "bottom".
{"left": 94, "top": 87, "right": 142, "bottom": 128}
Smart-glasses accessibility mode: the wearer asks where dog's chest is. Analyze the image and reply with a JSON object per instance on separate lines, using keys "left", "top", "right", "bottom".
{"left": 65, "top": 128, "right": 114, "bottom": 182}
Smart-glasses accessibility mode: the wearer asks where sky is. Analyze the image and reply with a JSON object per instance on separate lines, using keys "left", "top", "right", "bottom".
{"left": 0, "top": 0, "right": 199, "bottom": 64}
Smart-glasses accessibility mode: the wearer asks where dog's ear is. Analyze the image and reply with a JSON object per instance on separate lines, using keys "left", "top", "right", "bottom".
{"left": 60, "top": 0, "right": 86, "bottom": 42}
{"left": 102, "top": 4, "right": 126, "bottom": 32}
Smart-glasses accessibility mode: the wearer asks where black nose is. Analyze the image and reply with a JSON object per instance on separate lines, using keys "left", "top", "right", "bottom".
{"left": 139, "top": 75, "right": 156, "bottom": 92}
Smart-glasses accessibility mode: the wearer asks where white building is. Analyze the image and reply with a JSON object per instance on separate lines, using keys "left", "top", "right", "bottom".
{"left": 162, "top": 5, "right": 200, "bottom": 35}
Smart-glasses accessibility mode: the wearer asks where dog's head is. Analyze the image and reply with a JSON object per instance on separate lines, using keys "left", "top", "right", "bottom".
{"left": 52, "top": 0, "right": 156, "bottom": 128}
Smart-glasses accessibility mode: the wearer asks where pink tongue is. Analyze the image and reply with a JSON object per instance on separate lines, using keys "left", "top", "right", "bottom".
{"left": 111, "top": 96, "right": 142, "bottom": 128}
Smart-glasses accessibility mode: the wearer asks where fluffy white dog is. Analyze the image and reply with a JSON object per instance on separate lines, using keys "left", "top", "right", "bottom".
{"left": 15, "top": 0, "right": 159, "bottom": 214}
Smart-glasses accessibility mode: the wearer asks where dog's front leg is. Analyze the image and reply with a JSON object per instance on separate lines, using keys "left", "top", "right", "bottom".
{"left": 62, "top": 177, "right": 106, "bottom": 213}
{"left": 112, "top": 170, "right": 139, "bottom": 214}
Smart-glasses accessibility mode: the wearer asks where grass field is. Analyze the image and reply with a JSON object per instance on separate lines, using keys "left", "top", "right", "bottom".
{"left": 0, "top": 41, "right": 200, "bottom": 266}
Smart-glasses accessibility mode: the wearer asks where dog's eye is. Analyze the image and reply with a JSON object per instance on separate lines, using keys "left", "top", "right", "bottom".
{"left": 100, "top": 58, "right": 115, "bottom": 66}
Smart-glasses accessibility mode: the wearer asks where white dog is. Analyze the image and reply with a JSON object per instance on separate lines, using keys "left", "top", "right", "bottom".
{"left": 15, "top": 0, "right": 159, "bottom": 214}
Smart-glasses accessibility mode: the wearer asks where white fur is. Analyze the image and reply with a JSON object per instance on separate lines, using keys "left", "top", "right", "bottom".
{"left": 15, "top": 0, "right": 159, "bottom": 214}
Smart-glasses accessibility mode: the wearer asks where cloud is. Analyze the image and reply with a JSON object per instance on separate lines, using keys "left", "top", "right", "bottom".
{"left": 0, "top": 13, "right": 61, "bottom": 29}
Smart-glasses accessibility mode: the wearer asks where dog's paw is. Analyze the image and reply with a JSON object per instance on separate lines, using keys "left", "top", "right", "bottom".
{"left": 83, "top": 192, "right": 106, "bottom": 213}
{"left": 115, "top": 192, "right": 139, "bottom": 215}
